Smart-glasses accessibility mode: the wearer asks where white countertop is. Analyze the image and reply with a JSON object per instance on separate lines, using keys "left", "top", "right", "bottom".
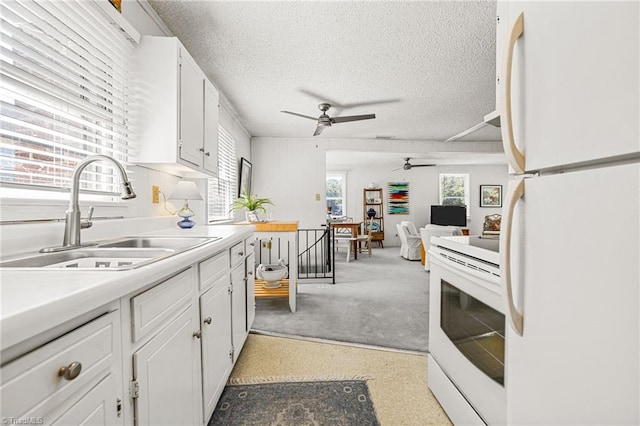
{"left": 0, "top": 224, "right": 254, "bottom": 351}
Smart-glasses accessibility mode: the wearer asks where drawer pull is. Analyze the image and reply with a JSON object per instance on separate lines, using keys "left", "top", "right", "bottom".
{"left": 203, "top": 317, "right": 212, "bottom": 325}
{"left": 58, "top": 362, "right": 82, "bottom": 381}
{"left": 193, "top": 330, "right": 202, "bottom": 339}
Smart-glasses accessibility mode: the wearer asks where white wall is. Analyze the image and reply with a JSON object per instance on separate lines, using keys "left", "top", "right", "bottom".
{"left": 251, "top": 138, "right": 327, "bottom": 229}
{"left": 251, "top": 137, "right": 507, "bottom": 241}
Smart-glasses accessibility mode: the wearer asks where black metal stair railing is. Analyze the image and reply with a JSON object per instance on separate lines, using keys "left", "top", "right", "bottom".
{"left": 297, "top": 227, "right": 335, "bottom": 284}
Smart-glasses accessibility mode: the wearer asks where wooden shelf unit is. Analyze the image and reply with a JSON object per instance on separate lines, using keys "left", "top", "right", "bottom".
{"left": 363, "top": 188, "right": 385, "bottom": 247}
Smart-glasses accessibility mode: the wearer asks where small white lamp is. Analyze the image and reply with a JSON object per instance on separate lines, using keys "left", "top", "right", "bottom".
{"left": 168, "top": 181, "right": 203, "bottom": 229}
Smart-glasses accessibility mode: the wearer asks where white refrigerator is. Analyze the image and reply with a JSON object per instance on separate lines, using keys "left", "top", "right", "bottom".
{"left": 498, "top": 2, "right": 639, "bottom": 424}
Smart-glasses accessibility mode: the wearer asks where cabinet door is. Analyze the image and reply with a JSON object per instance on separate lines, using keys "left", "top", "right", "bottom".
{"left": 203, "top": 80, "right": 219, "bottom": 175}
{"left": 200, "top": 276, "right": 232, "bottom": 420}
{"left": 245, "top": 252, "right": 255, "bottom": 331}
{"left": 231, "top": 263, "right": 247, "bottom": 361}
{"left": 178, "top": 46, "right": 204, "bottom": 168}
{"left": 51, "top": 374, "right": 121, "bottom": 425}
{"left": 133, "top": 306, "right": 201, "bottom": 426}
{"left": 504, "top": 2, "right": 639, "bottom": 171}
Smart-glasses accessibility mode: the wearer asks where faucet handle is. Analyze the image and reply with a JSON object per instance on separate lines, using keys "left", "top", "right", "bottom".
{"left": 81, "top": 206, "right": 94, "bottom": 229}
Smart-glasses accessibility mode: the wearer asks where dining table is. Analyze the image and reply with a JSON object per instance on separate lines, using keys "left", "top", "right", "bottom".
{"left": 330, "top": 221, "right": 362, "bottom": 260}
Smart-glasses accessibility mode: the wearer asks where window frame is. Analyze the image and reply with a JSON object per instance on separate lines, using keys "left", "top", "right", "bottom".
{"left": 438, "top": 172, "right": 470, "bottom": 216}
{"left": 326, "top": 171, "right": 347, "bottom": 218}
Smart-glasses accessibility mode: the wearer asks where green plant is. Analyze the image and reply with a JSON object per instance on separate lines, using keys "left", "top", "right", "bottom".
{"left": 231, "top": 189, "right": 274, "bottom": 213}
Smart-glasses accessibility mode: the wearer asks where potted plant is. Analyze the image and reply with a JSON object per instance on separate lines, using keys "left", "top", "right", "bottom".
{"left": 231, "top": 189, "right": 274, "bottom": 222}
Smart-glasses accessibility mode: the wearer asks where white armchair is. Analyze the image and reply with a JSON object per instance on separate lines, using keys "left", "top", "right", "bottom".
{"left": 420, "top": 224, "right": 463, "bottom": 271}
{"left": 400, "top": 220, "right": 419, "bottom": 237}
{"left": 396, "top": 223, "right": 422, "bottom": 260}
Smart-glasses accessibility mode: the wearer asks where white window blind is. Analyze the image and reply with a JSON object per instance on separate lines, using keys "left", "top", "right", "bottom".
{"left": 0, "top": 0, "right": 138, "bottom": 197}
{"left": 208, "top": 126, "right": 236, "bottom": 221}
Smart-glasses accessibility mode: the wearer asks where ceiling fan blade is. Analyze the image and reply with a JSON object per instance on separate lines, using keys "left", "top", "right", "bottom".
{"left": 281, "top": 110, "right": 317, "bottom": 121}
{"left": 313, "top": 125, "right": 326, "bottom": 136}
{"left": 331, "top": 114, "right": 376, "bottom": 124}
{"left": 411, "top": 164, "right": 437, "bottom": 167}
{"left": 298, "top": 89, "right": 400, "bottom": 109}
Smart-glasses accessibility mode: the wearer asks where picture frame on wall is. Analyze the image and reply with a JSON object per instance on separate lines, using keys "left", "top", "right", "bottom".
{"left": 480, "top": 185, "right": 502, "bottom": 207}
{"left": 238, "top": 157, "right": 252, "bottom": 197}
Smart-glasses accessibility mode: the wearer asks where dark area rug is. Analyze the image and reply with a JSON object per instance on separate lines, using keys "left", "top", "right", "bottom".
{"left": 208, "top": 380, "right": 379, "bottom": 425}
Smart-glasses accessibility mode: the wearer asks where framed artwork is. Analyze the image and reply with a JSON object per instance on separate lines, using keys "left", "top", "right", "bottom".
{"left": 238, "top": 157, "right": 252, "bottom": 197}
{"left": 388, "top": 182, "right": 409, "bottom": 214}
{"left": 480, "top": 185, "right": 502, "bottom": 207}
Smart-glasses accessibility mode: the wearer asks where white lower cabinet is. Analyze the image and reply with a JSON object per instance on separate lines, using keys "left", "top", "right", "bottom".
{"left": 200, "top": 273, "right": 232, "bottom": 420}
{"left": 230, "top": 262, "right": 247, "bottom": 363}
{"left": 132, "top": 305, "right": 201, "bottom": 426}
{"left": 1, "top": 309, "right": 123, "bottom": 425}
{"left": 246, "top": 251, "right": 255, "bottom": 331}
{"left": 4, "top": 232, "right": 257, "bottom": 426}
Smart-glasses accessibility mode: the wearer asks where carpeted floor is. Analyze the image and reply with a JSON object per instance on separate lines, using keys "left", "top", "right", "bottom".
{"left": 224, "top": 333, "right": 451, "bottom": 425}
{"left": 252, "top": 246, "right": 430, "bottom": 352}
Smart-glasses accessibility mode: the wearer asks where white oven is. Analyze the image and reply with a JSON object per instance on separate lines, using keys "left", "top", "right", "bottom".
{"left": 427, "top": 236, "right": 505, "bottom": 425}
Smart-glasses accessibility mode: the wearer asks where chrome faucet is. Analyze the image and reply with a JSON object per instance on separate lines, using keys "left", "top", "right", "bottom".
{"left": 41, "top": 155, "right": 136, "bottom": 253}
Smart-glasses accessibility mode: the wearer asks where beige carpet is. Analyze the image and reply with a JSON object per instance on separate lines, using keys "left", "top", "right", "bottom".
{"left": 228, "top": 334, "right": 452, "bottom": 425}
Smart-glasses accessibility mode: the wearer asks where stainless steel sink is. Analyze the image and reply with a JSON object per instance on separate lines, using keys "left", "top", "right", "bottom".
{"left": 1, "top": 236, "right": 221, "bottom": 270}
{"left": 96, "top": 236, "right": 217, "bottom": 250}
{"left": 0, "top": 248, "right": 176, "bottom": 270}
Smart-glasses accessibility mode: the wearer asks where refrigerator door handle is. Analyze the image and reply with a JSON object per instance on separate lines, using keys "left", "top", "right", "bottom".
{"left": 500, "top": 178, "right": 525, "bottom": 336}
{"left": 501, "top": 12, "right": 526, "bottom": 174}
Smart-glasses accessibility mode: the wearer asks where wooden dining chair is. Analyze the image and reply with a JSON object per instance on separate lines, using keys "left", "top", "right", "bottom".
{"left": 356, "top": 216, "right": 375, "bottom": 257}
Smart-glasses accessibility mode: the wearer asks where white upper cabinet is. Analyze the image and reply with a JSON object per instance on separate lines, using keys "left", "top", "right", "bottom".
{"left": 133, "top": 36, "right": 219, "bottom": 177}
{"left": 203, "top": 80, "right": 219, "bottom": 176}
{"left": 501, "top": 2, "right": 639, "bottom": 172}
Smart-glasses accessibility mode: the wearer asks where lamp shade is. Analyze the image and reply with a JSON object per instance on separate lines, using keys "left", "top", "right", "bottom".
{"left": 169, "top": 181, "right": 203, "bottom": 201}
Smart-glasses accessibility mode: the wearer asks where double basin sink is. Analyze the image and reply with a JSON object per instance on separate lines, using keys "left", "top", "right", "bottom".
{"left": 0, "top": 236, "right": 221, "bottom": 270}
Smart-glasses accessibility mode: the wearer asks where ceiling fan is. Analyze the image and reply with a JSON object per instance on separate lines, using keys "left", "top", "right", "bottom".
{"left": 394, "top": 157, "right": 437, "bottom": 171}
{"left": 281, "top": 103, "right": 376, "bottom": 136}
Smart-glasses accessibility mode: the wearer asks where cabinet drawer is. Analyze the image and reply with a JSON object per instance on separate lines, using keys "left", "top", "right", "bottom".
{"left": 244, "top": 235, "right": 255, "bottom": 255}
{"left": 230, "top": 241, "right": 245, "bottom": 268}
{"left": 1, "top": 311, "right": 118, "bottom": 419}
{"left": 131, "top": 268, "right": 194, "bottom": 341}
{"left": 199, "top": 251, "right": 229, "bottom": 292}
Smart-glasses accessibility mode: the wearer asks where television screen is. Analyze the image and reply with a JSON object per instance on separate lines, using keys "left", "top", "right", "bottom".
{"left": 430, "top": 205, "right": 467, "bottom": 227}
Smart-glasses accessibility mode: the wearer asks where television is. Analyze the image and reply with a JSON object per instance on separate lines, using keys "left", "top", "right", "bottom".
{"left": 430, "top": 205, "right": 467, "bottom": 227}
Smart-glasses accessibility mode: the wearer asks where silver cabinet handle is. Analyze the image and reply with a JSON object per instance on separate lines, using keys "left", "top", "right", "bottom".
{"left": 58, "top": 361, "right": 82, "bottom": 381}
{"left": 203, "top": 317, "right": 212, "bottom": 325}
{"left": 501, "top": 12, "right": 526, "bottom": 174}
{"left": 500, "top": 178, "right": 525, "bottom": 336}
{"left": 193, "top": 330, "right": 202, "bottom": 339}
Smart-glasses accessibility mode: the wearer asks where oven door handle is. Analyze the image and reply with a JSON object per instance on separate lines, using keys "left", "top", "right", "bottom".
{"left": 501, "top": 177, "right": 525, "bottom": 336}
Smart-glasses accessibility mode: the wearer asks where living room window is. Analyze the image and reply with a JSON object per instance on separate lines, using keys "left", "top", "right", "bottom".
{"left": 207, "top": 126, "right": 237, "bottom": 221}
{"left": 326, "top": 172, "right": 346, "bottom": 217}
{"left": 439, "top": 172, "right": 470, "bottom": 213}
{"left": 0, "top": 0, "right": 138, "bottom": 205}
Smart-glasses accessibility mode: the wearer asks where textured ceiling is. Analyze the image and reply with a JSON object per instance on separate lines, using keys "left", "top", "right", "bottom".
{"left": 147, "top": 0, "right": 502, "bottom": 144}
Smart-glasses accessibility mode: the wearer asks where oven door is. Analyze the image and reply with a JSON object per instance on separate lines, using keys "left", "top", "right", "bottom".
{"left": 428, "top": 253, "right": 506, "bottom": 425}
